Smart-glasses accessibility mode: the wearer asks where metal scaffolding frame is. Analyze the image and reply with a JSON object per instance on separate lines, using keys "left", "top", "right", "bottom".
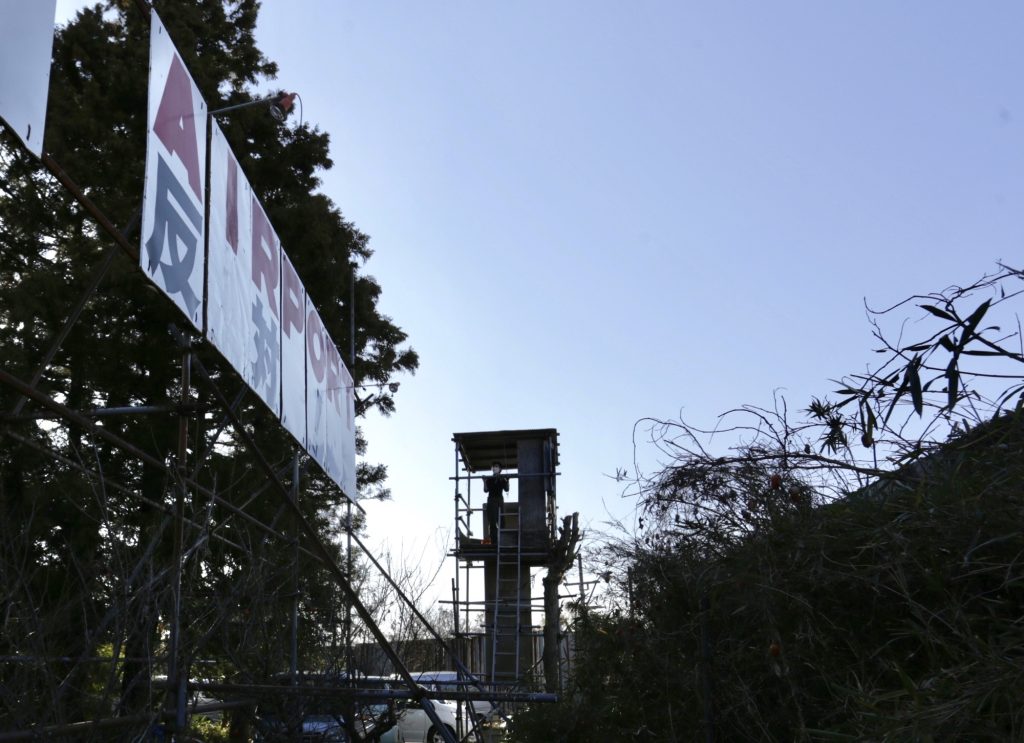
{"left": 0, "top": 120, "right": 570, "bottom": 743}
{"left": 448, "top": 429, "right": 574, "bottom": 731}
{"left": 0, "top": 86, "right": 480, "bottom": 743}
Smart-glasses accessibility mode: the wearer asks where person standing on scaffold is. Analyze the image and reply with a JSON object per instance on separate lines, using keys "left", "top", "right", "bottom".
{"left": 482, "top": 461, "right": 508, "bottom": 545}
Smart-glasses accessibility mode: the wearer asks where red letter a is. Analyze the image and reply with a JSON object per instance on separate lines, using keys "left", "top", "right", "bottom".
{"left": 153, "top": 54, "right": 202, "bottom": 202}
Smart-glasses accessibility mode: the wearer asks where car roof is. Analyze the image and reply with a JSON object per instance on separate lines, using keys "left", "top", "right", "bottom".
{"left": 411, "top": 671, "right": 459, "bottom": 681}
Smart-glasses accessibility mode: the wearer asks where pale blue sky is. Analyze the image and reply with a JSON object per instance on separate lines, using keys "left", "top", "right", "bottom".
{"left": 55, "top": 1, "right": 1024, "bottom": 599}
{"left": 249, "top": 1, "right": 1024, "bottom": 582}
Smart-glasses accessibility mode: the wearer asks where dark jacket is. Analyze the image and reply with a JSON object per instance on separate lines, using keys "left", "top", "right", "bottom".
{"left": 483, "top": 474, "right": 509, "bottom": 503}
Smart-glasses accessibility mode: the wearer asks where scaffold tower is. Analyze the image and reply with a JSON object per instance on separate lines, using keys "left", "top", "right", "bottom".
{"left": 450, "top": 429, "right": 560, "bottom": 692}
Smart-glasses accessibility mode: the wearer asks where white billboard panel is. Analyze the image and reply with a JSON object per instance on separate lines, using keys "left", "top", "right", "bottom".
{"left": 324, "top": 346, "right": 356, "bottom": 496}
{"left": 246, "top": 196, "right": 282, "bottom": 417}
{"left": 280, "top": 251, "right": 307, "bottom": 448}
{"left": 209, "top": 116, "right": 352, "bottom": 495}
{"left": 140, "top": 10, "right": 206, "bottom": 329}
{"left": 207, "top": 123, "right": 251, "bottom": 379}
{"left": 305, "top": 301, "right": 331, "bottom": 478}
{"left": 207, "top": 123, "right": 281, "bottom": 419}
{"left": 0, "top": 0, "right": 57, "bottom": 157}
{"left": 305, "top": 299, "right": 356, "bottom": 497}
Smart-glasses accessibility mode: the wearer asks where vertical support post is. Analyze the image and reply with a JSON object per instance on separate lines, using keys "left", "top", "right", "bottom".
{"left": 341, "top": 261, "right": 357, "bottom": 743}
{"left": 345, "top": 499, "right": 353, "bottom": 672}
{"left": 349, "top": 260, "right": 356, "bottom": 383}
{"left": 453, "top": 443, "right": 461, "bottom": 661}
{"left": 464, "top": 451, "right": 473, "bottom": 672}
{"left": 451, "top": 577, "right": 462, "bottom": 739}
{"left": 290, "top": 453, "right": 300, "bottom": 682}
{"left": 169, "top": 341, "right": 192, "bottom": 737}
{"left": 452, "top": 440, "right": 466, "bottom": 733}
{"left": 290, "top": 453, "right": 300, "bottom": 743}
{"left": 345, "top": 260, "right": 356, "bottom": 676}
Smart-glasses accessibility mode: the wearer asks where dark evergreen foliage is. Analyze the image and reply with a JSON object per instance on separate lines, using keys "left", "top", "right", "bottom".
{"left": 510, "top": 263, "right": 1024, "bottom": 742}
{"left": 512, "top": 416, "right": 1024, "bottom": 741}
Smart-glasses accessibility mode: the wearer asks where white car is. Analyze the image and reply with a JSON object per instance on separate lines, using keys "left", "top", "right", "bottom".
{"left": 394, "top": 698, "right": 460, "bottom": 742}
{"left": 411, "top": 671, "right": 501, "bottom": 729}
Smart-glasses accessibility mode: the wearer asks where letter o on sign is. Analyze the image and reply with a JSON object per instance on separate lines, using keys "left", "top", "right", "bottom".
{"left": 307, "top": 309, "right": 328, "bottom": 383}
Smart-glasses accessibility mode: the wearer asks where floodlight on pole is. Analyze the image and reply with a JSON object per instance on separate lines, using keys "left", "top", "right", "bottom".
{"left": 269, "top": 92, "right": 297, "bottom": 122}
{"left": 209, "top": 90, "right": 299, "bottom": 120}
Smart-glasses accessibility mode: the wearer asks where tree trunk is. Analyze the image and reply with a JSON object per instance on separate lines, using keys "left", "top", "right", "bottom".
{"left": 542, "top": 572, "right": 561, "bottom": 693}
{"left": 542, "top": 513, "right": 580, "bottom": 693}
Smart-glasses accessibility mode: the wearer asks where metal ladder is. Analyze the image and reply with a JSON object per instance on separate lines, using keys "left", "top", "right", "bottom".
{"left": 490, "top": 502, "right": 522, "bottom": 686}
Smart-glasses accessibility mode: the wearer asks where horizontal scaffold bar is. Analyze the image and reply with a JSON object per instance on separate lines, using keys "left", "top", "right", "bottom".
{"left": 187, "top": 681, "right": 557, "bottom": 705}
{"left": 450, "top": 472, "right": 560, "bottom": 481}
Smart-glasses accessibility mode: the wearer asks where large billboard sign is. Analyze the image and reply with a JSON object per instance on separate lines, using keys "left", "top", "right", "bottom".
{"left": 0, "top": 0, "right": 58, "bottom": 157}
{"left": 144, "top": 10, "right": 355, "bottom": 498}
{"left": 141, "top": 12, "right": 206, "bottom": 330}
